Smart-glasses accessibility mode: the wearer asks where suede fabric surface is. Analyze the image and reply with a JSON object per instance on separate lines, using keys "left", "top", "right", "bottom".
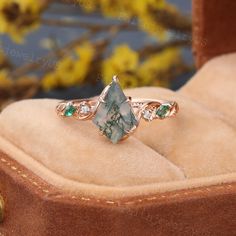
{"left": 193, "top": 0, "right": 236, "bottom": 67}
{"left": 0, "top": 153, "right": 236, "bottom": 236}
{"left": 0, "top": 54, "right": 236, "bottom": 191}
{"left": 0, "top": 99, "right": 185, "bottom": 187}
{"left": 0, "top": 53, "right": 236, "bottom": 235}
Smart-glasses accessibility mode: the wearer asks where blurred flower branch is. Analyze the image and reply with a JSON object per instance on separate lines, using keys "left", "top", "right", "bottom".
{"left": 0, "top": 0, "right": 193, "bottom": 110}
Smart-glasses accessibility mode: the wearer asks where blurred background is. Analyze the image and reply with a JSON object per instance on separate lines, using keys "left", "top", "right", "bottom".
{"left": 0, "top": 0, "right": 194, "bottom": 111}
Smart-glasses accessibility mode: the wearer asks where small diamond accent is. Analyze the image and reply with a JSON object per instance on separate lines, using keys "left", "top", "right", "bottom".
{"left": 80, "top": 104, "right": 90, "bottom": 114}
{"left": 143, "top": 110, "right": 153, "bottom": 121}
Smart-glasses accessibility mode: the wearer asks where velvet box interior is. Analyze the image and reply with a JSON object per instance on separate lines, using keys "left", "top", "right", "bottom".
{"left": 0, "top": 52, "right": 236, "bottom": 235}
{"left": 1, "top": 0, "right": 236, "bottom": 235}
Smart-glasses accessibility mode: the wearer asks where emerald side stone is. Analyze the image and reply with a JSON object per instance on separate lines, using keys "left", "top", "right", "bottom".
{"left": 156, "top": 104, "right": 171, "bottom": 118}
{"left": 64, "top": 105, "right": 76, "bottom": 117}
{"left": 93, "top": 80, "right": 138, "bottom": 143}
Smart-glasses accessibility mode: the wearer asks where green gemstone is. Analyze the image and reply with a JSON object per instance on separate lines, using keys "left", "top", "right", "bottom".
{"left": 92, "top": 80, "right": 138, "bottom": 144}
{"left": 64, "top": 105, "right": 76, "bottom": 117}
{"left": 156, "top": 104, "right": 171, "bottom": 118}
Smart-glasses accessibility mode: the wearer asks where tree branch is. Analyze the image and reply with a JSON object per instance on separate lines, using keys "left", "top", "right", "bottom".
{"left": 153, "top": 8, "right": 192, "bottom": 33}
{"left": 138, "top": 38, "right": 190, "bottom": 58}
{"left": 41, "top": 18, "right": 138, "bottom": 31}
{"left": 10, "top": 30, "right": 94, "bottom": 78}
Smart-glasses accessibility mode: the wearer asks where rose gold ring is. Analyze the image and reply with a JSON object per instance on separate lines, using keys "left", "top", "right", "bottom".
{"left": 56, "top": 75, "right": 179, "bottom": 143}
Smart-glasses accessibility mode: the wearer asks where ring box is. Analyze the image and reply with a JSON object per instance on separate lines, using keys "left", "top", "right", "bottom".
{"left": 0, "top": 1, "right": 236, "bottom": 235}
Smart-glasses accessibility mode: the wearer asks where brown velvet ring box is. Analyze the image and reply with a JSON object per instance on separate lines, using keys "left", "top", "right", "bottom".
{"left": 0, "top": 1, "right": 236, "bottom": 235}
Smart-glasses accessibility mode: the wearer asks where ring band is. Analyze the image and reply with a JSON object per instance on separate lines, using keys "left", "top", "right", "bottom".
{"left": 56, "top": 75, "right": 179, "bottom": 143}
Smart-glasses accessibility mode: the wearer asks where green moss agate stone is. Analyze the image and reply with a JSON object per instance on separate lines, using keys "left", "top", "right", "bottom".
{"left": 93, "top": 80, "right": 138, "bottom": 143}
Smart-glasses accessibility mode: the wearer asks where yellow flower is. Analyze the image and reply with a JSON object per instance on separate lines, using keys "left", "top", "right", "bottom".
{"left": 103, "top": 44, "right": 139, "bottom": 84}
{"left": 41, "top": 72, "right": 58, "bottom": 91}
{"left": 55, "top": 57, "right": 78, "bottom": 88}
{"left": 75, "top": 42, "right": 95, "bottom": 63}
{"left": 138, "top": 59, "right": 157, "bottom": 86}
{"left": 15, "top": 0, "right": 40, "bottom": 13}
{"left": 130, "top": 0, "right": 165, "bottom": 15}
{"left": 77, "top": 0, "right": 167, "bottom": 39}
{"left": 41, "top": 42, "right": 95, "bottom": 90}
{"left": 0, "top": 70, "right": 12, "bottom": 87}
{"left": 138, "top": 47, "right": 181, "bottom": 86}
{"left": 139, "top": 13, "right": 166, "bottom": 39}
{"left": 129, "top": 1, "right": 149, "bottom": 15}
{"left": 59, "top": 42, "right": 95, "bottom": 86}
{"left": 112, "top": 45, "right": 138, "bottom": 71}
{"left": 99, "top": 0, "right": 131, "bottom": 19}
{"left": 147, "top": 0, "right": 166, "bottom": 10}
{"left": 100, "top": 0, "right": 117, "bottom": 17}
{"left": 72, "top": 60, "right": 89, "bottom": 83}
{"left": 76, "top": 0, "right": 96, "bottom": 13}
{"left": 0, "top": 0, "right": 45, "bottom": 43}
{"left": 56, "top": 57, "right": 74, "bottom": 75}
{"left": 119, "top": 74, "right": 138, "bottom": 88}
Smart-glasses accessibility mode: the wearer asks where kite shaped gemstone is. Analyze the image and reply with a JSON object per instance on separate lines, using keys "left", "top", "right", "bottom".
{"left": 93, "top": 80, "right": 138, "bottom": 143}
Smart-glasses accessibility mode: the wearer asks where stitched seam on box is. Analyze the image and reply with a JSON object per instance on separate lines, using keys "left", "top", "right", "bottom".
{"left": 1, "top": 157, "right": 50, "bottom": 194}
{"left": 0, "top": 156, "right": 235, "bottom": 206}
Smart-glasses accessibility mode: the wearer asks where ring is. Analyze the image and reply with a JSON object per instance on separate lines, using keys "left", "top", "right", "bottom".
{"left": 56, "top": 75, "right": 179, "bottom": 143}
